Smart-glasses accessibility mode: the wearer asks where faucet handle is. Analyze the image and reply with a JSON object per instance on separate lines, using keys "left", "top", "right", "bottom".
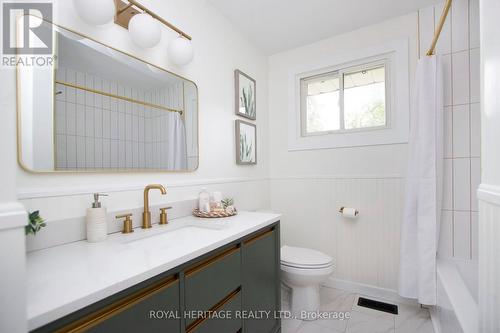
{"left": 159, "top": 206, "right": 172, "bottom": 225}
{"left": 116, "top": 213, "right": 134, "bottom": 234}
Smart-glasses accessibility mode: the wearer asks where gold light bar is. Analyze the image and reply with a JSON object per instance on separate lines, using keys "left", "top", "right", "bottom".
{"left": 55, "top": 80, "right": 183, "bottom": 115}
{"left": 114, "top": 0, "right": 192, "bottom": 40}
{"left": 427, "top": 0, "right": 452, "bottom": 56}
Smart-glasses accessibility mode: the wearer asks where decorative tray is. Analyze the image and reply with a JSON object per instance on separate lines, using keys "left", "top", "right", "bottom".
{"left": 192, "top": 209, "right": 237, "bottom": 218}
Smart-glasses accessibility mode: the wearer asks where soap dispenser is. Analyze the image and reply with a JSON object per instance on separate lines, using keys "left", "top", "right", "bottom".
{"left": 86, "top": 193, "right": 108, "bottom": 243}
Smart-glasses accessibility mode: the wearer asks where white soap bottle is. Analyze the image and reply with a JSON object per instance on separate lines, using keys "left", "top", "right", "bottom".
{"left": 198, "top": 188, "right": 210, "bottom": 213}
{"left": 86, "top": 193, "right": 108, "bottom": 243}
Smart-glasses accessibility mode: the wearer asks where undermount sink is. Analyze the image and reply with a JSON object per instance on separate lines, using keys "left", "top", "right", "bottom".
{"left": 121, "top": 223, "right": 224, "bottom": 246}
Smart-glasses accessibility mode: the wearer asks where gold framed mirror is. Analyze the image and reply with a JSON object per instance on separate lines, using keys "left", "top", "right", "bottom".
{"left": 17, "top": 18, "right": 198, "bottom": 173}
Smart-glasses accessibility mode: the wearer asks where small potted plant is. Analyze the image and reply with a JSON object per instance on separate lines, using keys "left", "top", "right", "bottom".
{"left": 25, "top": 211, "right": 46, "bottom": 235}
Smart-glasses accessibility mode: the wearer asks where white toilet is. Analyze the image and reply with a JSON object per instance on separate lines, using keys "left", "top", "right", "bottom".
{"left": 281, "top": 246, "right": 334, "bottom": 319}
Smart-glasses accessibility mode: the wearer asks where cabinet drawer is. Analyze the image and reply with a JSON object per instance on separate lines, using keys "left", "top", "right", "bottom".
{"left": 47, "top": 276, "right": 181, "bottom": 333}
{"left": 187, "top": 289, "right": 242, "bottom": 333}
{"left": 184, "top": 246, "right": 241, "bottom": 326}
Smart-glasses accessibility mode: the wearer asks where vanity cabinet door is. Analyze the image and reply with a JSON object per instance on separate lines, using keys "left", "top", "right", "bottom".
{"left": 242, "top": 226, "right": 281, "bottom": 333}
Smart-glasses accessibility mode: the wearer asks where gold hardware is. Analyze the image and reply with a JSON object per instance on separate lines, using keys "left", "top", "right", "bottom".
{"left": 114, "top": 0, "right": 192, "bottom": 40}
{"left": 243, "top": 228, "right": 274, "bottom": 246}
{"left": 185, "top": 246, "right": 240, "bottom": 278}
{"left": 426, "top": 0, "right": 452, "bottom": 56}
{"left": 55, "top": 276, "right": 178, "bottom": 333}
{"left": 143, "top": 184, "right": 167, "bottom": 229}
{"left": 186, "top": 287, "right": 241, "bottom": 333}
{"left": 159, "top": 206, "right": 172, "bottom": 225}
{"left": 16, "top": 18, "right": 200, "bottom": 175}
{"left": 115, "top": 213, "right": 134, "bottom": 234}
{"left": 54, "top": 80, "right": 183, "bottom": 115}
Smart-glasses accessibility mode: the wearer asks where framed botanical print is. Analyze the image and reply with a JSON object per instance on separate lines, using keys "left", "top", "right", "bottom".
{"left": 235, "top": 69, "right": 256, "bottom": 120}
{"left": 235, "top": 120, "right": 257, "bottom": 165}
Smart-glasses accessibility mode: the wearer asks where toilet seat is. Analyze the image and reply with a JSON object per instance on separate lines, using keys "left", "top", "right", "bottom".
{"left": 281, "top": 246, "right": 333, "bottom": 269}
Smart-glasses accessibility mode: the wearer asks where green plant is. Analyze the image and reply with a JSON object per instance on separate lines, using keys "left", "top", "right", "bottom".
{"left": 25, "top": 211, "right": 46, "bottom": 236}
{"left": 239, "top": 133, "right": 253, "bottom": 162}
{"left": 221, "top": 198, "right": 234, "bottom": 209}
{"left": 240, "top": 86, "right": 255, "bottom": 118}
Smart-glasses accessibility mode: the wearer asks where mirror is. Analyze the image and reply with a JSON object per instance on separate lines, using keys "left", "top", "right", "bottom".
{"left": 17, "top": 20, "right": 198, "bottom": 172}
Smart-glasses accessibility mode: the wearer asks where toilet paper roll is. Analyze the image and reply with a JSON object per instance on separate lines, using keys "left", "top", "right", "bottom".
{"left": 340, "top": 207, "right": 358, "bottom": 218}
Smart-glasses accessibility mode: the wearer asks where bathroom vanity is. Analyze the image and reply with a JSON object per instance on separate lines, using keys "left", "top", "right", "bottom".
{"left": 27, "top": 212, "right": 281, "bottom": 333}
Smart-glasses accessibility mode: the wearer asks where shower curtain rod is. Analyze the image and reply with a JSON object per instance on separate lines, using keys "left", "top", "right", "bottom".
{"left": 427, "top": 0, "right": 452, "bottom": 56}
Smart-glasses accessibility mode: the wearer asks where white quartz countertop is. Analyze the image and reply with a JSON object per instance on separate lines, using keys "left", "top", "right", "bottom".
{"left": 27, "top": 211, "right": 281, "bottom": 330}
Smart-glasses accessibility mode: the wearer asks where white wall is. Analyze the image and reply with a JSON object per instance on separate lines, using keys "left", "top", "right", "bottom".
{"left": 478, "top": 0, "right": 500, "bottom": 331}
{"left": 12, "top": 0, "right": 270, "bottom": 223}
{"left": 268, "top": 14, "right": 417, "bottom": 294}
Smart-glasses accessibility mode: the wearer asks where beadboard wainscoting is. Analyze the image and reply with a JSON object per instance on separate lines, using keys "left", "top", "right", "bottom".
{"left": 270, "top": 176, "right": 405, "bottom": 297}
{"left": 22, "top": 178, "right": 270, "bottom": 252}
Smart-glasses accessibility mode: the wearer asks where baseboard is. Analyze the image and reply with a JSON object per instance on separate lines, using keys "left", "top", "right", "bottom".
{"left": 429, "top": 305, "right": 442, "bottom": 333}
{"left": 323, "top": 277, "right": 418, "bottom": 306}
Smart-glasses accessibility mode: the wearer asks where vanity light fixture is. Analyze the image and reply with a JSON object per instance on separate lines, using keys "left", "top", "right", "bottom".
{"left": 113, "top": 0, "right": 194, "bottom": 65}
{"left": 74, "top": 0, "right": 194, "bottom": 64}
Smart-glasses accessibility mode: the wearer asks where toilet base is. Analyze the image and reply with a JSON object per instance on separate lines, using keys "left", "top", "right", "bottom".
{"left": 290, "top": 285, "right": 320, "bottom": 320}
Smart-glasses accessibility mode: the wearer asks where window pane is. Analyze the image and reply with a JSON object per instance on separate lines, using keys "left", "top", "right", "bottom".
{"left": 344, "top": 66, "right": 386, "bottom": 130}
{"left": 305, "top": 76, "right": 340, "bottom": 133}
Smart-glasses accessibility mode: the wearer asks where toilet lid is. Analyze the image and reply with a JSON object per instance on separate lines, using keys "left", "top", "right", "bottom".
{"left": 281, "top": 246, "right": 333, "bottom": 268}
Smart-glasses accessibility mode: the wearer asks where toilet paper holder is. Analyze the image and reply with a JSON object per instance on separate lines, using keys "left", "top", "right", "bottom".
{"left": 339, "top": 207, "right": 359, "bottom": 216}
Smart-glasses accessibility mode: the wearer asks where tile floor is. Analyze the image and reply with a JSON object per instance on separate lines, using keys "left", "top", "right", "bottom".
{"left": 281, "top": 286, "right": 435, "bottom": 333}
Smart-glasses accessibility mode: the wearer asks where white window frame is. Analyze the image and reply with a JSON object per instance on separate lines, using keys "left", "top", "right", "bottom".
{"left": 288, "top": 39, "right": 409, "bottom": 151}
{"left": 300, "top": 60, "right": 389, "bottom": 136}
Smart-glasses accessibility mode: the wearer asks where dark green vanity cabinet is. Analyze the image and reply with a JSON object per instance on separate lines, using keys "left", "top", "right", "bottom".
{"left": 242, "top": 227, "right": 281, "bottom": 333}
{"left": 32, "top": 222, "right": 280, "bottom": 333}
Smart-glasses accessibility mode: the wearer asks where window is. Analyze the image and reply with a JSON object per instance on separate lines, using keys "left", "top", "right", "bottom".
{"left": 300, "top": 62, "right": 387, "bottom": 136}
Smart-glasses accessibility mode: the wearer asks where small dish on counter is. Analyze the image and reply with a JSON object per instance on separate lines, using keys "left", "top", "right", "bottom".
{"left": 192, "top": 208, "right": 238, "bottom": 218}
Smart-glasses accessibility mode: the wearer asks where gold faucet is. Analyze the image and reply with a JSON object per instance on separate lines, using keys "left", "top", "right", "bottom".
{"left": 143, "top": 184, "right": 167, "bottom": 229}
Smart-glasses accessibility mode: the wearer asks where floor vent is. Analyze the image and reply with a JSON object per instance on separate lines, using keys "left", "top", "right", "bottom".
{"left": 357, "top": 297, "right": 398, "bottom": 315}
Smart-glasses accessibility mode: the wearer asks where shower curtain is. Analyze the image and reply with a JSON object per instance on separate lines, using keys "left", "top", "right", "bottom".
{"left": 167, "top": 112, "right": 188, "bottom": 170}
{"left": 399, "top": 56, "right": 443, "bottom": 305}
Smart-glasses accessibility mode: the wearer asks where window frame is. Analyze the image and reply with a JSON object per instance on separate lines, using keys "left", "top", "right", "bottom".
{"left": 287, "top": 39, "right": 409, "bottom": 151}
{"left": 300, "top": 59, "right": 390, "bottom": 137}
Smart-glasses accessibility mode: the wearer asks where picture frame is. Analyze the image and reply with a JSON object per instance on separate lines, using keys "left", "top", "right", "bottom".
{"left": 235, "top": 120, "right": 257, "bottom": 165}
{"left": 235, "top": 69, "right": 256, "bottom": 120}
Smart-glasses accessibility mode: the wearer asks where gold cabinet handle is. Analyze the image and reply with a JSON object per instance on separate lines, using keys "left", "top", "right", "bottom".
{"left": 55, "top": 276, "right": 179, "bottom": 333}
{"left": 243, "top": 228, "right": 274, "bottom": 246}
{"left": 185, "top": 246, "right": 240, "bottom": 277}
{"left": 115, "top": 213, "right": 134, "bottom": 234}
{"left": 186, "top": 287, "right": 241, "bottom": 333}
{"left": 159, "top": 206, "right": 172, "bottom": 225}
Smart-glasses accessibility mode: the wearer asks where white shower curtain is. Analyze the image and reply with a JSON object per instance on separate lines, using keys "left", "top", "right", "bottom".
{"left": 167, "top": 112, "right": 188, "bottom": 170}
{"left": 399, "top": 56, "right": 444, "bottom": 305}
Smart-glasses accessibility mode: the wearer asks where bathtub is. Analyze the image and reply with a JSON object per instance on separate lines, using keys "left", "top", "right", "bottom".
{"left": 430, "top": 259, "right": 478, "bottom": 333}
